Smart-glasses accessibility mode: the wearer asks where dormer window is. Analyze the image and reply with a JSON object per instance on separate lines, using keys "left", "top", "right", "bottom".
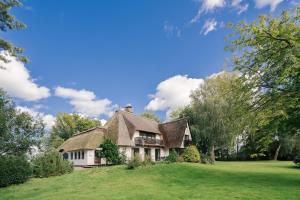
{"left": 139, "top": 131, "right": 155, "bottom": 139}
{"left": 184, "top": 135, "right": 189, "bottom": 140}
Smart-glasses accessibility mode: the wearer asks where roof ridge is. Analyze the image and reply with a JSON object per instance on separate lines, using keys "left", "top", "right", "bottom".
{"left": 159, "top": 117, "right": 188, "bottom": 125}
{"left": 72, "top": 126, "right": 104, "bottom": 137}
{"left": 119, "top": 110, "right": 159, "bottom": 124}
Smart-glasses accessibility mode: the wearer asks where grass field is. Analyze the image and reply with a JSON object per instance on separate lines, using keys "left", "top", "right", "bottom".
{"left": 0, "top": 161, "right": 299, "bottom": 200}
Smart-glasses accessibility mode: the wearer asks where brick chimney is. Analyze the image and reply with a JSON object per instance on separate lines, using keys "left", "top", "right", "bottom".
{"left": 124, "top": 104, "right": 133, "bottom": 113}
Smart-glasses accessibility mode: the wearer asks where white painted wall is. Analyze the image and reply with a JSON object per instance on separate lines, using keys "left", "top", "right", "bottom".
{"left": 180, "top": 123, "right": 192, "bottom": 148}
{"left": 65, "top": 150, "right": 93, "bottom": 166}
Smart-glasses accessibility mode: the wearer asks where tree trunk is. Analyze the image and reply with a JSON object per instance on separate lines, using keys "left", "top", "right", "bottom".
{"left": 273, "top": 144, "right": 281, "bottom": 161}
{"left": 210, "top": 145, "right": 215, "bottom": 164}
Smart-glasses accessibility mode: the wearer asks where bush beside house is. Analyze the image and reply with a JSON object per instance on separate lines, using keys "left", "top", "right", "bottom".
{"left": 96, "top": 139, "right": 125, "bottom": 165}
{"left": 32, "top": 151, "right": 73, "bottom": 178}
{"left": 165, "top": 150, "right": 178, "bottom": 163}
{"left": 183, "top": 145, "right": 200, "bottom": 163}
{"left": 0, "top": 155, "right": 32, "bottom": 187}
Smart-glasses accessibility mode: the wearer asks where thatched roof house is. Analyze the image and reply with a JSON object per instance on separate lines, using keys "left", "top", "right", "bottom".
{"left": 59, "top": 105, "right": 192, "bottom": 166}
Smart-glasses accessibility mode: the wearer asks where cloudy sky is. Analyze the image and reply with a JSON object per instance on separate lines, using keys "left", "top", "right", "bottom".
{"left": 0, "top": 0, "right": 297, "bottom": 127}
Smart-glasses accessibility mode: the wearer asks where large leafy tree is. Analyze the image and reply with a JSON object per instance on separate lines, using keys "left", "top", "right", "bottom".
{"left": 48, "top": 113, "right": 101, "bottom": 148}
{"left": 178, "top": 72, "right": 250, "bottom": 162}
{"left": 0, "top": 89, "right": 44, "bottom": 155}
{"left": 227, "top": 6, "right": 300, "bottom": 159}
{"left": 140, "top": 112, "right": 161, "bottom": 123}
{"left": 0, "top": 0, "right": 27, "bottom": 63}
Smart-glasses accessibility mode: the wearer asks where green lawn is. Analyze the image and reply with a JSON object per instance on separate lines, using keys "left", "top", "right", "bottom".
{"left": 0, "top": 161, "right": 299, "bottom": 200}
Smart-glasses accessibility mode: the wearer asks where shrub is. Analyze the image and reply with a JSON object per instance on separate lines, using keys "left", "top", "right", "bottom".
{"left": 183, "top": 145, "right": 200, "bottom": 163}
{"left": 97, "top": 139, "right": 123, "bottom": 165}
{"left": 127, "top": 154, "right": 142, "bottom": 169}
{"left": 294, "top": 155, "right": 300, "bottom": 167}
{"left": 0, "top": 155, "right": 32, "bottom": 187}
{"left": 32, "top": 151, "right": 73, "bottom": 178}
{"left": 142, "top": 155, "right": 155, "bottom": 166}
{"left": 165, "top": 150, "right": 178, "bottom": 163}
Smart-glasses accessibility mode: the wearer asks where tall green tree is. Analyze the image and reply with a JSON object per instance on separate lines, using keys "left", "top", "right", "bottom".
{"left": 140, "top": 112, "right": 161, "bottom": 123}
{"left": 48, "top": 113, "right": 101, "bottom": 148}
{"left": 0, "top": 89, "right": 44, "bottom": 155}
{"left": 227, "top": 6, "right": 300, "bottom": 159}
{"left": 178, "top": 72, "right": 249, "bottom": 162}
{"left": 0, "top": 0, "right": 27, "bottom": 63}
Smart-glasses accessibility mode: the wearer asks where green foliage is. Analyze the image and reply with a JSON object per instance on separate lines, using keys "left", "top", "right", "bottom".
{"left": 48, "top": 113, "right": 101, "bottom": 149}
{"left": 0, "top": 0, "right": 27, "bottom": 63}
{"left": 0, "top": 89, "right": 45, "bottom": 155}
{"left": 0, "top": 155, "right": 31, "bottom": 187}
{"left": 127, "top": 154, "right": 142, "bottom": 169}
{"left": 97, "top": 139, "right": 123, "bottom": 165}
{"left": 179, "top": 72, "right": 248, "bottom": 162}
{"left": 165, "top": 150, "right": 178, "bottom": 163}
{"left": 140, "top": 112, "right": 161, "bottom": 123}
{"left": 183, "top": 145, "right": 200, "bottom": 163}
{"left": 32, "top": 151, "right": 73, "bottom": 178}
{"left": 227, "top": 7, "right": 300, "bottom": 139}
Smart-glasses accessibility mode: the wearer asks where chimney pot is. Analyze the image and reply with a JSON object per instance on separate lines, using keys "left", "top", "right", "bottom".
{"left": 124, "top": 104, "right": 133, "bottom": 113}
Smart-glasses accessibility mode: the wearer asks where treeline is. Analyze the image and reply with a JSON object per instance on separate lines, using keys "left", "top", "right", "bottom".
{"left": 172, "top": 7, "right": 300, "bottom": 163}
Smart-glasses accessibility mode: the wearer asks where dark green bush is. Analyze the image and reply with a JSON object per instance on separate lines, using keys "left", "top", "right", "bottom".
{"left": 0, "top": 155, "right": 32, "bottom": 187}
{"left": 165, "top": 150, "right": 178, "bottom": 163}
{"left": 32, "top": 151, "right": 73, "bottom": 178}
{"left": 183, "top": 145, "right": 200, "bottom": 163}
{"left": 127, "top": 154, "right": 142, "bottom": 169}
{"left": 96, "top": 139, "right": 125, "bottom": 165}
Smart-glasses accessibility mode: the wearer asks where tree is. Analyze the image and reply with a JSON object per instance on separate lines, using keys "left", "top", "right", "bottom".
{"left": 50, "top": 113, "right": 101, "bottom": 142}
{"left": 177, "top": 72, "right": 252, "bottom": 163}
{"left": 0, "top": 0, "right": 27, "bottom": 63}
{"left": 227, "top": 6, "right": 300, "bottom": 139}
{"left": 140, "top": 112, "right": 161, "bottom": 123}
{"left": 96, "top": 139, "right": 123, "bottom": 165}
{"left": 0, "top": 89, "right": 45, "bottom": 155}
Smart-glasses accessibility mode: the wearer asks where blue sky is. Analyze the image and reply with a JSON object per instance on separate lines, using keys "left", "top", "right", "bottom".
{"left": 0, "top": 0, "right": 297, "bottom": 127}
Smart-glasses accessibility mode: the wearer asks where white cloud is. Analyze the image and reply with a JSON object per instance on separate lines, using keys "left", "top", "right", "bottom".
{"left": 163, "top": 21, "right": 181, "bottom": 37}
{"left": 254, "top": 0, "right": 284, "bottom": 11}
{"left": 55, "top": 86, "right": 116, "bottom": 118}
{"left": 100, "top": 119, "right": 107, "bottom": 126}
{"left": 231, "top": 0, "right": 249, "bottom": 14}
{"left": 16, "top": 106, "right": 55, "bottom": 130}
{"left": 201, "top": 18, "right": 218, "bottom": 35}
{"left": 145, "top": 75, "right": 204, "bottom": 116}
{"left": 0, "top": 52, "right": 50, "bottom": 101}
{"left": 191, "top": 0, "right": 226, "bottom": 23}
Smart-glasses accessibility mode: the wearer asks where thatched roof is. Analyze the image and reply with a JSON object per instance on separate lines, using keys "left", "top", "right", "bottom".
{"left": 159, "top": 118, "right": 188, "bottom": 148}
{"left": 59, "top": 111, "right": 189, "bottom": 151}
{"left": 58, "top": 127, "right": 105, "bottom": 152}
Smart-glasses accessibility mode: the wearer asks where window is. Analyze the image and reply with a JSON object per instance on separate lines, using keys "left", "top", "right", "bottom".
{"left": 144, "top": 148, "right": 151, "bottom": 157}
{"left": 63, "top": 153, "right": 68, "bottom": 160}
{"left": 71, "top": 152, "right": 73, "bottom": 160}
{"left": 184, "top": 135, "right": 189, "bottom": 140}
{"left": 140, "top": 131, "right": 155, "bottom": 139}
{"left": 82, "top": 151, "right": 84, "bottom": 159}
{"left": 75, "top": 152, "right": 77, "bottom": 160}
{"left": 132, "top": 148, "right": 139, "bottom": 157}
{"left": 155, "top": 149, "right": 160, "bottom": 161}
{"left": 78, "top": 151, "right": 81, "bottom": 159}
